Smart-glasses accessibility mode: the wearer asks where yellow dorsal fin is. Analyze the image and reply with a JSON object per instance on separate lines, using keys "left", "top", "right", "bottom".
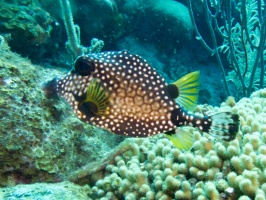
{"left": 166, "top": 128, "right": 194, "bottom": 151}
{"left": 171, "top": 71, "right": 200, "bottom": 111}
{"left": 83, "top": 78, "right": 110, "bottom": 116}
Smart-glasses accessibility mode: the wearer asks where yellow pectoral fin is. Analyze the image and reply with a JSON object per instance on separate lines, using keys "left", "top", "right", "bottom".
{"left": 166, "top": 128, "right": 194, "bottom": 151}
{"left": 171, "top": 71, "right": 200, "bottom": 111}
{"left": 84, "top": 78, "right": 110, "bottom": 116}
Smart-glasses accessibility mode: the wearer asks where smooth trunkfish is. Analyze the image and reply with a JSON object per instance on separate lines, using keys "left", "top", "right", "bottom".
{"left": 42, "top": 51, "right": 239, "bottom": 151}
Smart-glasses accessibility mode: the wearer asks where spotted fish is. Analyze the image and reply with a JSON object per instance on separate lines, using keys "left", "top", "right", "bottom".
{"left": 42, "top": 51, "right": 239, "bottom": 151}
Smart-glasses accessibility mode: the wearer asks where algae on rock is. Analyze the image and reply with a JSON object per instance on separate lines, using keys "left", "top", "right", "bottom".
{"left": 0, "top": 181, "right": 90, "bottom": 200}
{"left": 0, "top": 36, "right": 123, "bottom": 187}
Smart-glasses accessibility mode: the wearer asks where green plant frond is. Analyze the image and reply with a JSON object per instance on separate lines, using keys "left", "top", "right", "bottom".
{"left": 218, "top": 45, "right": 229, "bottom": 53}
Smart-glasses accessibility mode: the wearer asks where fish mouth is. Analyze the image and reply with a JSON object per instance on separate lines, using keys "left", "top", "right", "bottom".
{"left": 41, "top": 78, "right": 59, "bottom": 99}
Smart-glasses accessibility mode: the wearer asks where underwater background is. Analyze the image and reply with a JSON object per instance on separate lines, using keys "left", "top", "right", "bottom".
{"left": 0, "top": 0, "right": 266, "bottom": 199}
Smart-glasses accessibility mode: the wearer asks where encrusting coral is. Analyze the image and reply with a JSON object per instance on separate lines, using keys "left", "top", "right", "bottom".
{"left": 86, "top": 89, "right": 266, "bottom": 200}
{"left": 0, "top": 36, "right": 123, "bottom": 186}
{"left": 0, "top": 181, "right": 90, "bottom": 199}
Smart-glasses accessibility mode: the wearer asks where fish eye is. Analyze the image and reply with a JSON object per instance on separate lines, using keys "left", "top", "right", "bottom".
{"left": 74, "top": 56, "right": 95, "bottom": 76}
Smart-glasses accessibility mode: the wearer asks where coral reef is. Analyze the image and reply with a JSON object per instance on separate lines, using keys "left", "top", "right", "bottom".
{"left": 1, "top": 75, "right": 265, "bottom": 199}
{"left": 1, "top": 1, "right": 265, "bottom": 198}
{"left": 0, "top": 36, "right": 123, "bottom": 186}
{"left": 0, "top": 32, "right": 265, "bottom": 198}
{"left": 0, "top": 1, "right": 54, "bottom": 59}
{"left": 67, "top": 139, "right": 139, "bottom": 185}
{"left": 86, "top": 89, "right": 266, "bottom": 199}
{"left": 0, "top": 1, "right": 53, "bottom": 44}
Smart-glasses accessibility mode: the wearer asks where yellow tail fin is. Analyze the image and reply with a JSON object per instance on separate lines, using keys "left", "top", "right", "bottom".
{"left": 172, "top": 71, "right": 200, "bottom": 111}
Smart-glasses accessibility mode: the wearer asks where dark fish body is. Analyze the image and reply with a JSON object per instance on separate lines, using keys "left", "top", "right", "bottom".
{"left": 43, "top": 51, "right": 239, "bottom": 150}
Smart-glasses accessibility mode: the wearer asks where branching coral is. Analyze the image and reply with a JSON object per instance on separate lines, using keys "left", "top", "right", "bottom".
{"left": 86, "top": 88, "right": 266, "bottom": 199}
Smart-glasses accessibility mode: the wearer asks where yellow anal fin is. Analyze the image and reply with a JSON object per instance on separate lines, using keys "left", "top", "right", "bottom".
{"left": 171, "top": 71, "right": 200, "bottom": 111}
{"left": 166, "top": 128, "right": 194, "bottom": 151}
{"left": 83, "top": 78, "right": 110, "bottom": 116}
